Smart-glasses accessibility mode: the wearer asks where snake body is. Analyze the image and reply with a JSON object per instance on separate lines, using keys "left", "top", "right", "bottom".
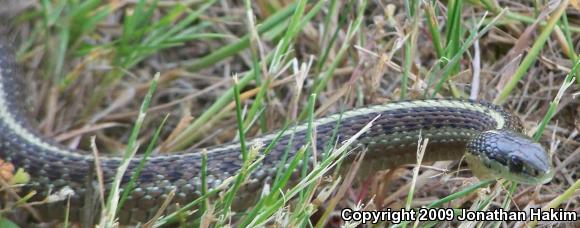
{"left": 0, "top": 42, "right": 554, "bottom": 223}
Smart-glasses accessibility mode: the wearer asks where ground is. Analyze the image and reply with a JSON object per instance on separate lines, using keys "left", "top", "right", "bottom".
{"left": 0, "top": 0, "right": 578, "bottom": 227}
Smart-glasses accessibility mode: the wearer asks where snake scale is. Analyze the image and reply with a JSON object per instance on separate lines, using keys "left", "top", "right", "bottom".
{"left": 0, "top": 41, "right": 553, "bottom": 224}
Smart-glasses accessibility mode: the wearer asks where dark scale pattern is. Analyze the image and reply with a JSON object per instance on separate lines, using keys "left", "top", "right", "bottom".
{"left": 0, "top": 42, "right": 537, "bottom": 223}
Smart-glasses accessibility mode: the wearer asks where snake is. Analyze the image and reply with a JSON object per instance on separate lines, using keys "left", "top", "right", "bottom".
{"left": 0, "top": 41, "right": 554, "bottom": 224}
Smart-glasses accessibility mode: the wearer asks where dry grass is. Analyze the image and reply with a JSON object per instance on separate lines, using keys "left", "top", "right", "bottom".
{"left": 0, "top": 0, "right": 578, "bottom": 227}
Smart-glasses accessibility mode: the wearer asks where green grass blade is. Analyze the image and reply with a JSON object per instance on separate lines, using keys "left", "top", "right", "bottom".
{"left": 493, "top": 0, "right": 570, "bottom": 104}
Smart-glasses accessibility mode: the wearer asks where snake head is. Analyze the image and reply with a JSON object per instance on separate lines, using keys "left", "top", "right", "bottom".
{"left": 465, "top": 130, "right": 554, "bottom": 185}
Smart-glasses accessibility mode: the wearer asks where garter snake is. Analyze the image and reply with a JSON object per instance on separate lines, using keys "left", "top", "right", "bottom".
{"left": 0, "top": 42, "right": 554, "bottom": 223}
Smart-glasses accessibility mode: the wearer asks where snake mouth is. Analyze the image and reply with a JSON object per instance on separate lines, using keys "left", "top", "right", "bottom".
{"left": 501, "top": 167, "right": 555, "bottom": 185}
{"left": 465, "top": 152, "right": 554, "bottom": 185}
{"left": 498, "top": 163, "right": 555, "bottom": 185}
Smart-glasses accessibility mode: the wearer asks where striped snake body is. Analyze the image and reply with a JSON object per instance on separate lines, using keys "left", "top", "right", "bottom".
{"left": 0, "top": 42, "right": 554, "bottom": 223}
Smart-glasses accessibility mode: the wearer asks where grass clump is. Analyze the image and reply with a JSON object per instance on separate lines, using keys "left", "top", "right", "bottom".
{"left": 0, "top": 0, "right": 577, "bottom": 227}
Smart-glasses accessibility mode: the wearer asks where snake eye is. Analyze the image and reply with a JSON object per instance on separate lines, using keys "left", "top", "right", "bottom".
{"left": 530, "top": 168, "right": 539, "bottom": 177}
{"left": 509, "top": 155, "right": 523, "bottom": 173}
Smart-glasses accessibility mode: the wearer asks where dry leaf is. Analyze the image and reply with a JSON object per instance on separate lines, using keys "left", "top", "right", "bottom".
{"left": 571, "top": 0, "right": 580, "bottom": 10}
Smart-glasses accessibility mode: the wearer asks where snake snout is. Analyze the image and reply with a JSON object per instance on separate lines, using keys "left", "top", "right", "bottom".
{"left": 466, "top": 130, "right": 554, "bottom": 185}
